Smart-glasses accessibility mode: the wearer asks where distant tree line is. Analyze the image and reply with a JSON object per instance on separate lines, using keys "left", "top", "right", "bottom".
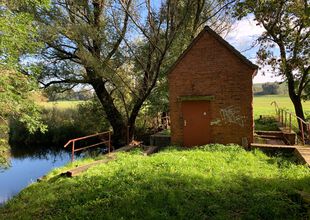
{"left": 253, "top": 82, "right": 288, "bottom": 96}
{"left": 44, "top": 87, "right": 94, "bottom": 101}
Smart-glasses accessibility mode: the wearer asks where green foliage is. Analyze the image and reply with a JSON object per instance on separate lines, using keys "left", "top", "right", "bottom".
{"left": 9, "top": 100, "right": 110, "bottom": 147}
{"left": 44, "top": 87, "right": 93, "bottom": 101}
{"left": 0, "top": 0, "right": 51, "bottom": 135}
{"left": 234, "top": 0, "right": 309, "bottom": 120}
{"left": 254, "top": 83, "right": 288, "bottom": 96}
{"left": 75, "top": 99, "right": 110, "bottom": 134}
{"left": 0, "top": 0, "right": 49, "bottom": 66}
{"left": 261, "top": 82, "right": 279, "bottom": 95}
{"left": 254, "top": 117, "right": 279, "bottom": 131}
{"left": 1, "top": 145, "right": 309, "bottom": 219}
{"left": 0, "top": 68, "right": 47, "bottom": 134}
{"left": 0, "top": 139, "right": 10, "bottom": 170}
{"left": 7, "top": 0, "right": 234, "bottom": 145}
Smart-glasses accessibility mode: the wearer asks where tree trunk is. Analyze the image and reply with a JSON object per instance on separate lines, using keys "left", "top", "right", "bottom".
{"left": 127, "top": 100, "right": 144, "bottom": 143}
{"left": 287, "top": 78, "right": 306, "bottom": 131}
{"left": 91, "top": 79, "right": 127, "bottom": 147}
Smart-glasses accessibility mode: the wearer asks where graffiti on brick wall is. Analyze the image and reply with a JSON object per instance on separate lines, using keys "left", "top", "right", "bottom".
{"left": 220, "top": 106, "right": 246, "bottom": 127}
{"left": 210, "top": 118, "right": 221, "bottom": 125}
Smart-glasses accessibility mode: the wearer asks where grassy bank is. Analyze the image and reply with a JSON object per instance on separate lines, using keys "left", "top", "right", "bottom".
{"left": 1, "top": 145, "right": 309, "bottom": 219}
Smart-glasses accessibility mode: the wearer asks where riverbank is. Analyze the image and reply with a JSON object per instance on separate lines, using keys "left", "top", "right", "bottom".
{"left": 1, "top": 145, "right": 309, "bottom": 219}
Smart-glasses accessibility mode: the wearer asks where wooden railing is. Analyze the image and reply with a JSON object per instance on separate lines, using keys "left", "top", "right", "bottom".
{"left": 64, "top": 131, "right": 112, "bottom": 162}
{"left": 271, "top": 101, "right": 309, "bottom": 145}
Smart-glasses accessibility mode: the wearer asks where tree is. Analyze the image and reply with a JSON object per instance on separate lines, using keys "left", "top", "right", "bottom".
{"left": 10, "top": 0, "right": 234, "bottom": 146}
{"left": 0, "top": 0, "right": 48, "bottom": 134}
{"left": 235, "top": 0, "right": 309, "bottom": 123}
{"left": 262, "top": 83, "right": 279, "bottom": 95}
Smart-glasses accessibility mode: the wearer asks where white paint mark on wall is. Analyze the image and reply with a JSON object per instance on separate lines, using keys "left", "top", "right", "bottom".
{"left": 220, "top": 106, "right": 246, "bottom": 127}
{"left": 210, "top": 119, "right": 221, "bottom": 125}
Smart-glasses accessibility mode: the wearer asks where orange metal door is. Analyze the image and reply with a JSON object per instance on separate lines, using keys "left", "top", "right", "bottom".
{"left": 182, "top": 101, "right": 211, "bottom": 146}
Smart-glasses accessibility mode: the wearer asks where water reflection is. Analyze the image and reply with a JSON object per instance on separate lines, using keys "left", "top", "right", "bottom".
{"left": 0, "top": 151, "right": 72, "bottom": 205}
{"left": 0, "top": 140, "right": 108, "bottom": 205}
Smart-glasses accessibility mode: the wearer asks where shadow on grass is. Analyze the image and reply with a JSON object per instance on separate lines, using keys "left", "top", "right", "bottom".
{"left": 1, "top": 167, "right": 309, "bottom": 219}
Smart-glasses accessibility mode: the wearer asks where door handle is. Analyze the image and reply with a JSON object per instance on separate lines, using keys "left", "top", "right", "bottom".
{"left": 184, "top": 120, "right": 187, "bottom": 126}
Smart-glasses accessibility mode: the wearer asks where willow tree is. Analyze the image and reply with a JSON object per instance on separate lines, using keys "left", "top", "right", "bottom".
{"left": 235, "top": 0, "right": 309, "bottom": 122}
{"left": 10, "top": 0, "right": 234, "bottom": 146}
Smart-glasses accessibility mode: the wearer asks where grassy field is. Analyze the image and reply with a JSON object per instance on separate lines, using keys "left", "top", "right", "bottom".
{"left": 0, "top": 145, "right": 309, "bottom": 219}
{"left": 253, "top": 95, "right": 310, "bottom": 119}
{"left": 37, "top": 100, "right": 84, "bottom": 110}
{"left": 38, "top": 95, "right": 310, "bottom": 118}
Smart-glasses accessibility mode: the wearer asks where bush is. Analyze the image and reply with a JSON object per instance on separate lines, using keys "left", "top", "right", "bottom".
{"left": 254, "top": 116, "right": 279, "bottom": 131}
{"left": 9, "top": 99, "right": 110, "bottom": 150}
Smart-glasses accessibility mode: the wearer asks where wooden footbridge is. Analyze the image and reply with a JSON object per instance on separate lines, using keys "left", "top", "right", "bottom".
{"left": 252, "top": 102, "right": 310, "bottom": 166}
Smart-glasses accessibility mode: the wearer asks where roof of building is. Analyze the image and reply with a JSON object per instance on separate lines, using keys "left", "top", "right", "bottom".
{"left": 168, "top": 26, "right": 258, "bottom": 75}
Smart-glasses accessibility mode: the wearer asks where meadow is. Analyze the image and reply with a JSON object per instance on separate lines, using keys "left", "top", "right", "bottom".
{"left": 37, "top": 95, "right": 310, "bottom": 120}
{"left": 253, "top": 95, "right": 310, "bottom": 119}
{"left": 33, "top": 95, "right": 310, "bottom": 134}
{"left": 1, "top": 145, "right": 309, "bottom": 219}
{"left": 37, "top": 100, "right": 84, "bottom": 110}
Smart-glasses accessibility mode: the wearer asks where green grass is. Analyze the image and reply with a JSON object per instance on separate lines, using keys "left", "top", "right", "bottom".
{"left": 1, "top": 145, "right": 309, "bottom": 219}
{"left": 253, "top": 95, "right": 310, "bottom": 130}
{"left": 37, "top": 95, "right": 310, "bottom": 118}
{"left": 37, "top": 100, "right": 84, "bottom": 110}
{"left": 253, "top": 95, "right": 310, "bottom": 119}
{"left": 36, "top": 95, "right": 310, "bottom": 120}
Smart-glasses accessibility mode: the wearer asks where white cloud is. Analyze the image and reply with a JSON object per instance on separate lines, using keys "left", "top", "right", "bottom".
{"left": 224, "top": 16, "right": 283, "bottom": 83}
{"left": 253, "top": 66, "right": 283, "bottom": 83}
{"left": 225, "top": 15, "right": 265, "bottom": 51}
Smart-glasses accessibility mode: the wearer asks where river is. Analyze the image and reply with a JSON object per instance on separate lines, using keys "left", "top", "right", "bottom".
{"left": 0, "top": 148, "right": 72, "bottom": 205}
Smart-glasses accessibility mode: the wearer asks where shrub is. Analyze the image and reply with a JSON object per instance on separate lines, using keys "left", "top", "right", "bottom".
{"left": 254, "top": 117, "right": 279, "bottom": 131}
{"left": 9, "top": 99, "right": 110, "bottom": 150}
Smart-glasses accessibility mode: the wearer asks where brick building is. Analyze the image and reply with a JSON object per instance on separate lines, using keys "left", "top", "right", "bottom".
{"left": 168, "top": 26, "right": 258, "bottom": 147}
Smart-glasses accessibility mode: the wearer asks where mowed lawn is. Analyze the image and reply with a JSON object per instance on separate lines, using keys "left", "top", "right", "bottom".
{"left": 253, "top": 95, "right": 310, "bottom": 119}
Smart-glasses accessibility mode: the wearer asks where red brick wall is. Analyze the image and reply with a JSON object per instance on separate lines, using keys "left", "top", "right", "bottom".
{"left": 168, "top": 31, "right": 255, "bottom": 146}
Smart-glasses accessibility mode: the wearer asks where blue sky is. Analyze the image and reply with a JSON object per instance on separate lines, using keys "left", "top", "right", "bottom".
{"left": 224, "top": 15, "right": 282, "bottom": 84}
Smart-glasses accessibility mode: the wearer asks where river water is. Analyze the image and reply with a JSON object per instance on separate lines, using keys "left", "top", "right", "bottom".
{"left": 0, "top": 149, "right": 72, "bottom": 205}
